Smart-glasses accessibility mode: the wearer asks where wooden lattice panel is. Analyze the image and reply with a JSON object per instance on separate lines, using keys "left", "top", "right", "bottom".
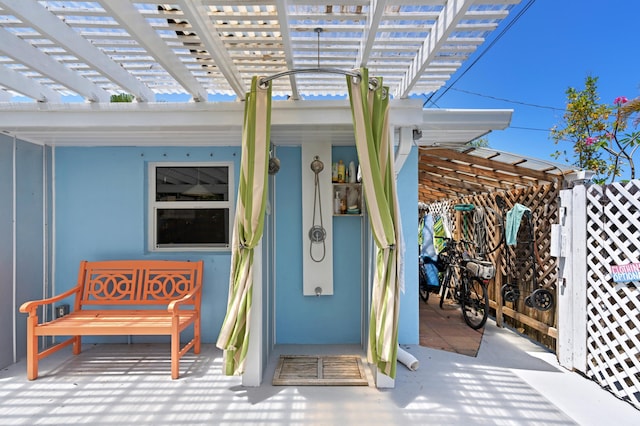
{"left": 456, "top": 183, "right": 560, "bottom": 349}
{"left": 585, "top": 181, "right": 640, "bottom": 409}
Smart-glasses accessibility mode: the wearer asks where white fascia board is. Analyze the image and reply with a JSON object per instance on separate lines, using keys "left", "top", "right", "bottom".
{"left": 0, "top": 98, "right": 425, "bottom": 145}
{"left": 0, "top": 98, "right": 423, "bottom": 127}
{"left": 422, "top": 108, "right": 513, "bottom": 130}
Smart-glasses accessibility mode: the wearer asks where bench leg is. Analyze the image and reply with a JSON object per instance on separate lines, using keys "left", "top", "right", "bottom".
{"left": 171, "top": 334, "right": 179, "bottom": 379}
{"left": 26, "top": 316, "right": 38, "bottom": 380}
{"left": 73, "top": 336, "right": 82, "bottom": 355}
{"left": 194, "top": 317, "right": 201, "bottom": 354}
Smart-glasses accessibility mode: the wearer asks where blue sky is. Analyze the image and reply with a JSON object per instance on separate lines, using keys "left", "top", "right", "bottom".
{"left": 429, "top": 0, "right": 640, "bottom": 171}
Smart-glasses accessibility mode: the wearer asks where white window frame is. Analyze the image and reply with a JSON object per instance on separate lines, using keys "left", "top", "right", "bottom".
{"left": 148, "top": 161, "right": 234, "bottom": 252}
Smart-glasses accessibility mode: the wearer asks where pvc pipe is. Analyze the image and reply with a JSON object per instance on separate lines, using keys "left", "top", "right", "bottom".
{"left": 397, "top": 346, "right": 419, "bottom": 371}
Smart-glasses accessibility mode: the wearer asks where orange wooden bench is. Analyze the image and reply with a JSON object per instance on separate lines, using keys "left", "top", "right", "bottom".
{"left": 19, "top": 259, "right": 203, "bottom": 380}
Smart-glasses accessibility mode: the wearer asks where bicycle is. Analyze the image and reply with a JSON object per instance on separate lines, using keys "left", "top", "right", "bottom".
{"left": 419, "top": 255, "right": 441, "bottom": 303}
{"left": 437, "top": 237, "right": 495, "bottom": 330}
{"left": 419, "top": 256, "right": 429, "bottom": 302}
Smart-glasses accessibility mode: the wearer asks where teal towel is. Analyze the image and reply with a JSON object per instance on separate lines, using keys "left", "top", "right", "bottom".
{"left": 506, "top": 203, "right": 530, "bottom": 246}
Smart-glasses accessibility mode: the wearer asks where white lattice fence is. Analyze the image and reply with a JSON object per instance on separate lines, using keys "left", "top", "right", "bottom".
{"left": 585, "top": 180, "right": 640, "bottom": 409}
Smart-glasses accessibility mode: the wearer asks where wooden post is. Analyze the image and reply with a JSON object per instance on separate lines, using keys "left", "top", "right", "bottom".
{"left": 556, "top": 177, "right": 589, "bottom": 371}
{"left": 454, "top": 209, "right": 461, "bottom": 241}
{"left": 494, "top": 245, "right": 504, "bottom": 328}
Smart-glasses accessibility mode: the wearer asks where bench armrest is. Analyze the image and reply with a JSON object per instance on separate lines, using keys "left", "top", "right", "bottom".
{"left": 167, "top": 283, "right": 203, "bottom": 313}
{"left": 19, "top": 286, "right": 81, "bottom": 316}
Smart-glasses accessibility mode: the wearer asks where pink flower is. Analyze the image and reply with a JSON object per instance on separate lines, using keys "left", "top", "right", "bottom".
{"left": 585, "top": 136, "right": 597, "bottom": 146}
{"left": 614, "top": 96, "right": 628, "bottom": 106}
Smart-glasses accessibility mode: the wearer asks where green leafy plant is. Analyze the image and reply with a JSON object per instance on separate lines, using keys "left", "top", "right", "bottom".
{"left": 468, "top": 136, "right": 489, "bottom": 148}
{"left": 551, "top": 76, "right": 639, "bottom": 184}
{"left": 110, "top": 93, "right": 135, "bottom": 103}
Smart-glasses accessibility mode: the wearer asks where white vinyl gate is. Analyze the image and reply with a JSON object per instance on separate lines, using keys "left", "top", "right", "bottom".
{"left": 557, "top": 178, "right": 640, "bottom": 409}
{"left": 585, "top": 180, "right": 640, "bottom": 408}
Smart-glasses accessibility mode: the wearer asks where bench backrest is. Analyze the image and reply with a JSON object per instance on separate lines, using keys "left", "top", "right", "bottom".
{"left": 75, "top": 260, "right": 204, "bottom": 309}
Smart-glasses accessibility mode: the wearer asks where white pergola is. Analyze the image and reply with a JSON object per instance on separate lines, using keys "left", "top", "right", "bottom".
{"left": 0, "top": 0, "right": 521, "bottom": 145}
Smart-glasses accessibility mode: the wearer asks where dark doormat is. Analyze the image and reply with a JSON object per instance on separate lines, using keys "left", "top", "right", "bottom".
{"left": 272, "top": 355, "right": 369, "bottom": 386}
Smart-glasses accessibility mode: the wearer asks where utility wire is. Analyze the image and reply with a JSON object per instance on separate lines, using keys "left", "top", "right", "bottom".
{"left": 449, "top": 88, "right": 564, "bottom": 111}
{"left": 423, "top": 0, "right": 537, "bottom": 108}
{"left": 510, "top": 125, "right": 553, "bottom": 132}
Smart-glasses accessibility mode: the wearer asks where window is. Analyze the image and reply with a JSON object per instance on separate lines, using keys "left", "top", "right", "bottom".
{"left": 149, "top": 162, "right": 233, "bottom": 251}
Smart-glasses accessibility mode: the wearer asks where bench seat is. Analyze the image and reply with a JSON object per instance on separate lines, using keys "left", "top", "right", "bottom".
{"left": 33, "top": 310, "right": 199, "bottom": 335}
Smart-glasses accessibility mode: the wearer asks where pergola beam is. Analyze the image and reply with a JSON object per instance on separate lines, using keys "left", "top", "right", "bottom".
{"left": 177, "top": 0, "right": 247, "bottom": 100}
{"left": 0, "top": 0, "right": 156, "bottom": 103}
{"left": 0, "top": 27, "right": 110, "bottom": 102}
{"left": 275, "top": 0, "right": 300, "bottom": 100}
{"left": 102, "top": 0, "right": 209, "bottom": 102}
{"left": 0, "top": 65, "right": 61, "bottom": 103}
{"left": 396, "top": 0, "right": 473, "bottom": 98}
{"left": 419, "top": 153, "right": 541, "bottom": 187}
{"left": 358, "top": 0, "right": 389, "bottom": 68}
{"left": 421, "top": 148, "right": 559, "bottom": 182}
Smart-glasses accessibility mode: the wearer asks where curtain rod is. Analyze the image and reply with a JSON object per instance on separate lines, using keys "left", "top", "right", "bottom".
{"left": 258, "top": 68, "right": 379, "bottom": 89}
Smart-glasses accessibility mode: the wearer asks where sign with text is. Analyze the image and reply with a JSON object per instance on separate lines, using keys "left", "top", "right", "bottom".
{"left": 610, "top": 262, "right": 640, "bottom": 283}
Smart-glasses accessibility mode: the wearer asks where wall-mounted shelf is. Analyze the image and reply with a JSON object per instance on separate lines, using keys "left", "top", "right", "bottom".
{"left": 333, "top": 182, "right": 363, "bottom": 216}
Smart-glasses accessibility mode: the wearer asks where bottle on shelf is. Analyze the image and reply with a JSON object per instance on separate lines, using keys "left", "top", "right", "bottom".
{"left": 334, "top": 191, "right": 341, "bottom": 215}
{"left": 337, "top": 160, "right": 345, "bottom": 183}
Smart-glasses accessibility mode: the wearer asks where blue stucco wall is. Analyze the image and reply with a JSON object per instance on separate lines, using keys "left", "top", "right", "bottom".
{"left": 397, "top": 147, "right": 419, "bottom": 344}
{"left": 54, "top": 146, "right": 240, "bottom": 344}
{"left": 274, "top": 146, "right": 363, "bottom": 344}
{"left": 53, "top": 143, "right": 419, "bottom": 346}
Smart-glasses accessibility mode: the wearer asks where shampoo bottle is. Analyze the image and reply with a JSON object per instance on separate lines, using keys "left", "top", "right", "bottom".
{"left": 337, "top": 160, "right": 345, "bottom": 183}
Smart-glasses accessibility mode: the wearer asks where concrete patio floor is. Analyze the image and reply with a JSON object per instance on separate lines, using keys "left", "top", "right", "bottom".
{"left": 1, "top": 320, "right": 638, "bottom": 425}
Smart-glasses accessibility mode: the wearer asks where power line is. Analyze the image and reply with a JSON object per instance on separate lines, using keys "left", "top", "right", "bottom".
{"left": 423, "top": 0, "right": 537, "bottom": 107}
{"left": 509, "top": 125, "right": 553, "bottom": 132}
{"left": 449, "top": 88, "right": 564, "bottom": 111}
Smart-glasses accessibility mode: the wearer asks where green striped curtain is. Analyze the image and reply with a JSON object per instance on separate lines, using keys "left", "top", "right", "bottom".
{"left": 347, "top": 68, "right": 402, "bottom": 378}
{"left": 216, "top": 76, "right": 272, "bottom": 375}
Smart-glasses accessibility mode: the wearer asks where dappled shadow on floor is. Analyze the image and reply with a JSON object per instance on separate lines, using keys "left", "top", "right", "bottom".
{"left": 1, "top": 330, "right": 635, "bottom": 425}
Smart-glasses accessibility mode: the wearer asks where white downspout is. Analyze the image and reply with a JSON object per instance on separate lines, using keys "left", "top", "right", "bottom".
{"left": 12, "top": 135, "right": 16, "bottom": 363}
{"left": 394, "top": 126, "right": 414, "bottom": 174}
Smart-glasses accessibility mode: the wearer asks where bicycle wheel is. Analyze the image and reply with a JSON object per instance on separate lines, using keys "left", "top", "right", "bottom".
{"left": 419, "top": 262, "right": 429, "bottom": 303}
{"left": 439, "top": 265, "right": 461, "bottom": 309}
{"left": 461, "top": 276, "right": 489, "bottom": 329}
{"left": 439, "top": 266, "right": 454, "bottom": 309}
{"left": 475, "top": 206, "right": 504, "bottom": 257}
